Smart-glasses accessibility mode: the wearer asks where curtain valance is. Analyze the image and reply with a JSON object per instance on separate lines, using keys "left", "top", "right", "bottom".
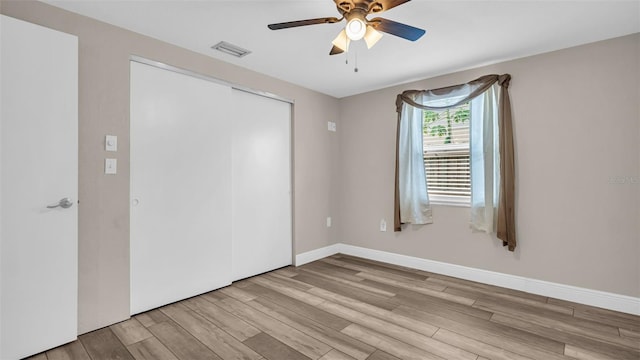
{"left": 396, "top": 74, "right": 511, "bottom": 111}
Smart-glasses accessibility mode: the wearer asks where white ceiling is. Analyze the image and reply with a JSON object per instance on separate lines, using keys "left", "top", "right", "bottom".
{"left": 44, "top": 0, "right": 639, "bottom": 98}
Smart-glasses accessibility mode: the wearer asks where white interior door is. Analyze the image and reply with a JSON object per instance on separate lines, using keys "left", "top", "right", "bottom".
{"left": 232, "top": 89, "right": 292, "bottom": 281}
{"left": 130, "top": 61, "right": 232, "bottom": 314}
{"left": 0, "top": 15, "right": 78, "bottom": 360}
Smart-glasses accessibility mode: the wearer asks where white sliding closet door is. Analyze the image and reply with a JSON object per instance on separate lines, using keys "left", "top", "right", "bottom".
{"left": 130, "top": 61, "right": 232, "bottom": 314}
{"left": 1, "top": 15, "right": 78, "bottom": 360}
{"left": 232, "top": 90, "right": 292, "bottom": 281}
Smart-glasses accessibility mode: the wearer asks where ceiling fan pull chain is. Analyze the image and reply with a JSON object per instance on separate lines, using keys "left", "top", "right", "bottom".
{"left": 354, "top": 50, "right": 359, "bottom": 73}
{"left": 345, "top": 45, "right": 349, "bottom": 65}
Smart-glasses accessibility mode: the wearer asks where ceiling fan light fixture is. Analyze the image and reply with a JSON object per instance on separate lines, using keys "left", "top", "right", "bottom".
{"left": 332, "top": 29, "right": 351, "bottom": 52}
{"left": 363, "top": 26, "right": 383, "bottom": 49}
{"left": 345, "top": 17, "right": 366, "bottom": 41}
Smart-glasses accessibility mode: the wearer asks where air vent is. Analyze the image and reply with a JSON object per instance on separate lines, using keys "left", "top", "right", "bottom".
{"left": 211, "top": 41, "right": 251, "bottom": 58}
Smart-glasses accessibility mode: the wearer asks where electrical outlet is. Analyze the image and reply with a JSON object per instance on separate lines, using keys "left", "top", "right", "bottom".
{"left": 379, "top": 219, "right": 387, "bottom": 232}
{"left": 326, "top": 217, "right": 332, "bottom": 227}
{"left": 328, "top": 121, "right": 336, "bottom": 132}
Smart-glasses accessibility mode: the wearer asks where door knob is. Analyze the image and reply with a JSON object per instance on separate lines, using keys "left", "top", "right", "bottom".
{"left": 47, "top": 197, "right": 74, "bottom": 209}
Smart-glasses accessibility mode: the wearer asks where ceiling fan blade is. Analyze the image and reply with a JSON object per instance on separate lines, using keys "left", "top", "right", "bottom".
{"left": 330, "top": 45, "right": 345, "bottom": 55}
{"left": 369, "top": 17, "right": 425, "bottom": 41}
{"left": 268, "top": 17, "right": 341, "bottom": 30}
{"left": 374, "top": 0, "right": 412, "bottom": 13}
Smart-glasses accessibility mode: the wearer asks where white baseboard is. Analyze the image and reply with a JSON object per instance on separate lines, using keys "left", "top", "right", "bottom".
{"left": 295, "top": 243, "right": 640, "bottom": 316}
{"left": 294, "top": 244, "right": 342, "bottom": 266}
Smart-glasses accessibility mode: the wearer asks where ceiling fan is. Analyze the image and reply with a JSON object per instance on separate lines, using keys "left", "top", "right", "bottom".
{"left": 267, "top": 0, "right": 426, "bottom": 55}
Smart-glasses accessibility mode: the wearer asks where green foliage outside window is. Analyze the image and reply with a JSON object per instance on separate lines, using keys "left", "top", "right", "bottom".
{"left": 423, "top": 104, "right": 470, "bottom": 144}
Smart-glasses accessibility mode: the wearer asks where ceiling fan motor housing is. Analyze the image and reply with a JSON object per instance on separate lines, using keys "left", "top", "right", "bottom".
{"left": 337, "top": 0, "right": 386, "bottom": 16}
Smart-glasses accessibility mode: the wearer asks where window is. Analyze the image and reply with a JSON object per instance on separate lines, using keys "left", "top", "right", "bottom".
{"left": 422, "top": 102, "right": 470, "bottom": 205}
{"left": 395, "top": 74, "right": 515, "bottom": 248}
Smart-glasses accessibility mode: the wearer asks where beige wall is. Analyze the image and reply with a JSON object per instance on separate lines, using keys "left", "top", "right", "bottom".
{"left": 1, "top": 1, "right": 340, "bottom": 333}
{"left": 337, "top": 34, "right": 640, "bottom": 298}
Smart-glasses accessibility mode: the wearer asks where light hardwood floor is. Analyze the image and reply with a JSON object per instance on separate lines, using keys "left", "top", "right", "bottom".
{"left": 27, "top": 254, "right": 640, "bottom": 360}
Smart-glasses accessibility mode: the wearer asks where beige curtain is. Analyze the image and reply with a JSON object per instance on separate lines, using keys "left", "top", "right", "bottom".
{"left": 394, "top": 74, "right": 516, "bottom": 251}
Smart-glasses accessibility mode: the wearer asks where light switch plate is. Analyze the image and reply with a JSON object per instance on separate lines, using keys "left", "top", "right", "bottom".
{"left": 105, "top": 135, "right": 117, "bottom": 152}
{"left": 105, "top": 158, "right": 117, "bottom": 174}
{"left": 328, "top": 121, "right": 336, "bottom": 132}
{"left": 379, "top": 219, "right": 387, "bottom": 232}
